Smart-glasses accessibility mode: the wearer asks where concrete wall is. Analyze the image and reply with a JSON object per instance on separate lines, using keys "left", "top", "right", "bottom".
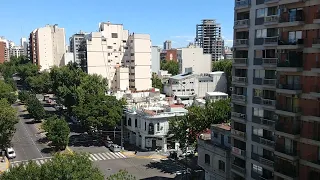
{"left": 151, "top": 46, "right": 160, "bottom": 73}
{"left": 37, "top": 27, "right": 54, "bottom": 71}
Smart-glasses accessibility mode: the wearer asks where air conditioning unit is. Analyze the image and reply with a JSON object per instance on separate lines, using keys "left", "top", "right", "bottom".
{"left": 230, "top": 87, "right": 234, "bottom": 91}
{"left": 240, "top": 114, "right": 246, "bottom": 118}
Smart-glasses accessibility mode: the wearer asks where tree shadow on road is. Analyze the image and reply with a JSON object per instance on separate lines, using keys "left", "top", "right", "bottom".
{"left": 41, "top": 147, "right": 54, "bottom": 154}
{"left": 68, "top": 134, "right": 104, "bottom": 147}
{"left": 145, "top": 159, "right": 184, "bottom": 175}
{"left": 19, "top": 113, "right": 31, "bottom": 119}
{"left": 140, "top": 177, "right": 174, "bottom": 180}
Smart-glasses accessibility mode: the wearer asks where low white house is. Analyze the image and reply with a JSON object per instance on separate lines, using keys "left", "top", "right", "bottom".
{"left": 163, "top": 71, "right": 227, "bottom": 98}
{"left": 124, "top": 105, "right": 187, "bottom": 152}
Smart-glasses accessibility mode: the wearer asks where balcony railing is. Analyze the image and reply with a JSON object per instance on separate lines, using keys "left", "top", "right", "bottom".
{"left": 251, "top": 152, "right": 274, "bottom": 168}
{"left": 232, "top": 76, "right": 247, "bottom": 83}
{"left": 277, "top": 60, "right": 303, "bottom": 68}
{"left": 264, "top": 0, "right": 278, "bottom": 3}
{"left": 252, "top": 134, "right": 275, "bottom": 147}
{"left": 264, "top": 37, "right": 278, "bottom": 44}
{"left": 303, "top": 154, "right": 320, "bottom": 166}
{"left": 233, "top": 58, "right": 247, "bottom": 65}
{"left": 262, "top": 98, "right": 276, "bottom": 106}
{"left": 277, "top": 83, "right": 302, "bottom": 91}
{"left": 252, "top": 116, "right": 275, "bottom": 128}
{"left": 231, "top": 129, "right": 246, "bottom": 139}
{"left": 275, "top": 123, "right": 300, "bottom": 135}
{"left": 274, "top": 162, "right": 298, "bottom": 178}
{"left": 263, "top": 79, "right": 276, "bottom": 86}
{"left": 232, "top": 163, "right": 246, "bottom": 175}
{"left": 264, "top": 15, "right": 279, "bottom": 23}
{"left": 315, "top": 12, "right": 320, "bottom": 19}
{"left": 313, "top": 38, "right": 320, "bottom": 45}
{"left": 275, "top": 144, "right": 299, "bottom": 157}
{"left": 262, "top": 58, "right": 277, "bottom": 66}
{"left": 234, "top": 19, "right": 250, "bottom": 27}
{"left": 232, "top": 94, "right": 246, "bottom": 102}
{"left": 276, "top": 105, "right": 301, "bottom": 113}
{"left": 232, "top": 146, "right": 246, "bottom": 157}
{"left": 234, "top": 39, "right": 249, "bottom": 46}
{"left": 235, "top": 0, "right": 251, "bottom": 8}
{"left": 279, "top": 14, "right": 304, "bottom": 23}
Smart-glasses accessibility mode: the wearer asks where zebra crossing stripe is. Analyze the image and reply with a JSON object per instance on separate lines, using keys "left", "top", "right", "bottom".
{"left": 36, "top": 161, "right": 41, "bottom": 165}
{"left": 116, "top": 152, "right": 126, "bottom": 158}
{"left": 89, "top": 154, "right": 98, "bottom": 161}
{"left": 39, "top": 160, "right": 45, "bottom": 164}
{"left": 97, "top": 153, "right": 106, "bottom": 160}
{"left": 93, "top": 154, "right": 102, "bottom": 161}
{"left": 109, "top": 152, "right": 120, "bottom": 159}
{"left": 101, "top": 153, "right": 111, "bottom": 159}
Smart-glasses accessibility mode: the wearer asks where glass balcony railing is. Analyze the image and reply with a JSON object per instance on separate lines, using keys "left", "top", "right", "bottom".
{"left": 252, "top": 134, "right": 275, "bottom": 147}
{"left": 275, "top": 143, "right": 299, "bottom": 157}
{"left": 274, "top": 161, "right": 298, "bottom": 178}
{"left": 279, "top": 14, "right": 304, "bottom": 23}
{"left": 277, "top": 83, "right": 302, "bottom": 91}
{"left": 264, "top": 37, "right": 278, "bottom": 44}
{"left": 234, "top": 19, "right": 250, "bottom": 27}
{"left": 232, "top": 146, "right": 246, "bottom": 157}
{"left": 262, "top": 58, "right": 277, "bottom": 66}
{"left": 235, "top": 0, "right": 251, "bottom": 8}
{"left": 277, "top": 60, "right": 303, "bottom": 68}
{"left": 313, "top": 38, "right": 320, "bottom": 45}
{"left": 234, "top": 39, "right": 249, "bottom": 46}
{"left": 251, "top": 152, "right": 274, "bottom": 168}
{"left": 233, "top": 58, "right": 248, "bottom": 65}
{"left": 232, "top": 76, "right": 247, "bottom": 83}
{"left": 275, "top": 123, "right": 300, "bottom": 135}
{"left": 231, "top": 129, "right": 246, "bottom": 139}
{"left": 252, "top": 116, "right": 275, "bottom": 128}
{"left": 276, "top": 105, "right": 301, "bottom": 113}
{"left": 264, "top": 15, "right": 279, "bottom": 23}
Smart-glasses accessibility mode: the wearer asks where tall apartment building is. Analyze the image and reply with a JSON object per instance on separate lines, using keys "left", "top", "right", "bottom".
{"left": 20, "top": 37, "right": 28, "bottom": 56}
{"left": 81, "top": 22, "right": 152, "bottom": 92}
{"left": 195, "top": 19, "right": 224, "bottom": 61}
{"left": 10, "top": 46, "right": 24, "bottom": 58}
{"left": 70, "top": 31, "right": 87, "bottom": 64}
{"left": 29, "top": 24, "right": 66, "bottom": 71}
{"left": 231, "top": 0, "right": 320, "bottom": 180}
{"left": 151, "top": 46, "right": 161, "bottom": 73}
{"left": 0, "top": 40, "right": 6, "bottom": 63}
{"left": 163, "top": 40, "right": 172, "bottom": 50}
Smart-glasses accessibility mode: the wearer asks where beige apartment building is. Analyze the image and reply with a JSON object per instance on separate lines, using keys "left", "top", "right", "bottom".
{"left": 82, "top": 22, "right": 152, "bottom": 92}
{"left": 231, "top": 0, "right": 320, "bottom": 180}
{"left": 29, "top": 24, "right": 66, "bottom": 71}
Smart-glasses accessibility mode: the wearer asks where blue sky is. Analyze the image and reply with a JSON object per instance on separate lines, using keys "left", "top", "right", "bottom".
{"left": 0, "top": 0, "right": 234, "bottom": 48}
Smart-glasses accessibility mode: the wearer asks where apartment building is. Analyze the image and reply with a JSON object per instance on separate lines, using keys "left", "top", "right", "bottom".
{"left": 163, "top": 40, "right": 172, "bottom": 50}
{"left": 82, "top": 22, "right": 152, "bottom": 92}
{"left": 69, "top": 31, "right": 87, "bottom": 64}
{"left": 197, "top": 123, "right": 231, "bottom": 180}
{"left": 10, "top": 46, "right": 24, "bottom": 58}
{"left": 151, "top": 46, "right": 161, "bottom": 73}
{"left": 0, "top": 41, "right": 6, "bottom": 63}
{"left": 195, "top": 19, "right": 224, "bottom": 61}
{"left": 29, "top": 24, "right": 66, "bottom": 71}
{"left": 231, "top": 0, "right": 320, "bottom": 179}
{"left": 20, "top": 37, "right": 28, "bottom": 56}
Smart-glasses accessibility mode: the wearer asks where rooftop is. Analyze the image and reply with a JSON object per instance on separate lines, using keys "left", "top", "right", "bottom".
{"left": 208, "top": 71, "right": 224, "bottom": 75}
{"left": 212, "top": 123, "right": 231, "bottom": 131}
{"left": 206, "top": 91, "right": 228, "bottom": 96}
{"left": 170, "top": 72, "right": 194, "bottom": 80}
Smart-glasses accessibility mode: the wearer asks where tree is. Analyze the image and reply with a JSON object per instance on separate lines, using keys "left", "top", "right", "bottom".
{"left": 0, "top": 98, "right": 19, "bottom": 150}
{"left": 1, "top": 153, "right": 104, "bottom": 180}
{"left": 106, "top": 170, "right": 136, "bottom": 180}
{"left": 0, "top": 80, "right": 17, "bottom": 104}
{"left": 212, "top": 60, "right": 232, "bottom": 94}
{"left": 4, "top": 77, "right": 17, "bottom": 91}
{"left": 26, "top": 71, "right": 52, "bottom": 94}
{"left": 206, "top": 98, "right": 231, "bottom": 124}
{"left": 16, "top": 63, "right": 39, "bottom": 81}
{"left": 42, "top": 116, "right": 70, "bottom": 150}
{"left": 160, "top": 60, "right": 179, "bottom": 75}
{"left": 18, "top": 90, "right": 31, "bottom": 103}
{"left": 26, "top": 95, "right": 46, "bottom": 121}
{"left": 151, "top": 73, "right": 163, "bottom": 91}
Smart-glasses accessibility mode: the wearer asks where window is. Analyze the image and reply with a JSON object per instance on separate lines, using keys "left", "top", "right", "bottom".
{"left": 256, "top": 8, "right": 266, "bottom": 18}
{"left": 204, "top": 154, "right": 210, "bottom": 165}
{"left": 135, "top": 119, "right": 137, "bottom": 128}
{"left": 107, "top": 46, "right": 112, "bottom": 49}
{"left": 253, "top": 108, "right": 264, "bottom": 117}
{"left": 254, "top": 69, "right": 265, "bottom": 78}
{"left": 122, "top": 40, "right": 127, "bottom": 43}
{"left": 128, "top": 118, "right": 131, "bottom": 126}
{"left": 218, "top": 160, "right": 225, "bottom": 172}
{"left": 111, "top": 33, "right": 118, "bottom": 38}
{"left": 253, "top": 89, "right": 262, "bottom": 97}
{"left": 130, "top": 53, "right": 134, "bottom": 56}
{"left": 144, "top": 122, "right": 146, "bottom": 131}
{"left": 214, "top": 132, "right": 218, "bottom": 138}
{"left": 252, "top": 145, "right": 263, "bottom": 155}
{"left": 253, "top": 127, "right": 263, "bottom": 136}
{"left": 157, "top": 123, "right": 160, "bottom": 131}
{"left": 228, "top": 137, "right": 231, "bottom": 144}
{"left": 252, "top": 164, "right": 263, "bottom": 175}
{"left": 288, "top": 31, "right": 302, "bottom": 43}
{"left": 256, "top": 29, "right": 267, "bottom": 38}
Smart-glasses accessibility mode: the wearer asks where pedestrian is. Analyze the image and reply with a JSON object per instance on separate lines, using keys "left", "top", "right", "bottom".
{"left": 134, "top": 150, "right": 137, "bottom": 154}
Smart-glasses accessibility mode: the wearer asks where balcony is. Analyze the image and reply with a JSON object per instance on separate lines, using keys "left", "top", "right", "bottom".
{"left": 231, "top": 129, "right": 246, "bottom": 140}
{"left": 264, "top": 0, "right": 278, "bottom": 3}
{"left": 312, "top": 38, "right": 320, "bottom": 49}
{"left": 274, "top": 160, "right": 298, "bottom": 180}
{"left": 234, "top": 39, "right": 249, "bottom": 48}
{"left": 310, "top": 86, "right": 320, "bottom": 98}
{"left": 276, "top": 105, "right": 301, "bottom": 117}
{"left": 232, "top": 76, "right": 247, "bottom": 85}
{"left": 275, "top": 144, "right": 299, "bottom": 161}
{"left": 300, "top": 154, "right": 320, "bottom": 170}
{"left": 251, "top": 152, "right": 274, "bottom": 168}
{"left": 276, "top": 83, "right": 302, "bottom": 95}
{"left": 252, "top": 116, "right": 275, "bottom": 130}
{"left": 231, "top": 163, "right": 246, "bottom": 176}
{"left": 253, "top": 78, "right": 276, "bottom": 87}
{"left": 235, "top": 0, "right": 251, "bottom": 9}
{"left": 279, "top": 0, "right": 304, "bottom": 5}
{"left": 314, "top": 12, "right": 320, "bottom": 24}
{"left": 232, "top": 146, "right": 246, "bottom": 158}
{"left": 275, "top": 123, "right": 300, "bottom": 139}
{"left": 262, "top": 58, "right": 277, "bottom": 67}
{"left": 278, "top": 38, "right": 304, "bottom": 50}
{"left": 264, "top": 15, "right": 279, "bottom": 25}
{"left": 252, "top": 134, "right": 275, "bottom": 148}
{"left": 232, "top": 94, "right": 247, "bottom": 104}
{"left": 251, "top": 171, "right": 274, "bottom": 180}
{"left": 263, "top": 37, "right": 278, "bottom": 46}
{"left": 234, "top": 19, "right": 250, "bottom": 29}
{"left": 231, "top": 112, "right": 247, "bottom": 123}
{"left": 233, "top": 58, "right": 248, "bottom": 67}
{"left": 279, "top": 14, "right": 304, "bottom": 27}
{"left": 277, "top": 60, "right": 303, "bottom": 72}
{"left": 252, "top": 97, "right": 276, "bottom": 108}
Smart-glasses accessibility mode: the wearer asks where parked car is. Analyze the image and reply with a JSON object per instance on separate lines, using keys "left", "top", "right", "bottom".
{"left": 104, "top": 141, "right": 113, "bottom": 148}
{"left": 6, "top": 147, "right": 16, "bottom": 159}
{"left": 109, "top": 144, "right": 121, "bottom": 152}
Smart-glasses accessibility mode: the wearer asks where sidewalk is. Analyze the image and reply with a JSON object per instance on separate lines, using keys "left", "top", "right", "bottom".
{"left": 122, "top": 151, "right": 167, "bottom": 160}
{"left": 0, "top": 157, "right": 10, "bottom": 173}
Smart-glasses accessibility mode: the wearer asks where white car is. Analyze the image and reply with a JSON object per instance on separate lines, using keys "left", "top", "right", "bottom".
{"left": 109, "top": 144, "right": 121, "bottom": 152}
{"left": 6, "top": 147, "right": 16, "bottom": 159}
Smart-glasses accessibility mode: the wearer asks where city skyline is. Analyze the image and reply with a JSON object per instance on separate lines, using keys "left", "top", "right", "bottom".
{"left": 0, "top": 0, "right": 234, "bottom": 48}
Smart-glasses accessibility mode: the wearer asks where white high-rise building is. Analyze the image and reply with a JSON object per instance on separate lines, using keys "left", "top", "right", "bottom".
{"left": 20, "top": 37, "right": 28, "bottom": 56}
{"left": 10, "top": 46, "right": 24, "bottom": 58}
{"left": 82, "top": 22, "right": 152, "bottom": 92}
{"left": 29, "top": 24, "right": 66, "bottom": 71}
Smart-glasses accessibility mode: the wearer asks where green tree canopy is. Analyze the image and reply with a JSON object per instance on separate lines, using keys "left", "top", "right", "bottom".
{"left": 26, "top": 95, "right": 46, "bottom": 121}
{"left": 16, "top": 63, "right": 39, "bottom": 81}
{"left": 0, "top": 80, "right": 17, "bottom": 104}
{"left": 212, "top": 60, "right": 232, "bottom": 94}
{"left": 26, "top": 71, "right": 52, "bottom": 94}
{"left": 18, "top": 90, "right": 31, "bottom": 103}
{"left": 160, "top": 60, "right": 179, "bottom": 75}
{"left": 0, "top": 98, "right": 18, "bottom": 150}
{"left": 1, "top": 153, "right": 104, "bottom": 180}
{"left": 106, "top": 170, "right": 136, "bottom": 180}
{"left": 151, "top": 73, "right": 163, "bottom": 91}
{"left": 42, "top": 115, "right": 70, "bottom": 151}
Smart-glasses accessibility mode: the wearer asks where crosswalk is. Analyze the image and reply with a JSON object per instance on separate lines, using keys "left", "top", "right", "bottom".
{"left": 10, "top": 152, "right": 127, "bottom": 168}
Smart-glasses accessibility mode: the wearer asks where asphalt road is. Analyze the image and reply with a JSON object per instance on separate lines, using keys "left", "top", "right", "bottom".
{"left": 10, "top": 103, "right": 51, "bottom": 162}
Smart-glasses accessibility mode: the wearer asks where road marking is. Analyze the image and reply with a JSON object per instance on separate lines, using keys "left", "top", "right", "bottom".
{"left": 35, "top": 161, "right": 41, "bottom": 165}
{"left": 97, "top": 153, "right": 106, "bottom": 160}
{"left": 109, "top": 152, "right": 120, "bottom": 159}
{"left": 116, "top": 152, "right": 126, "bottom": 158}
{"left": 101, "top": 153, "right": 111, "bottom": 159}
{"left": 93, "top": 154, "right": 102, "bottom": 161}
{"left": 89, "top": 154, "right": 98, "bottom": 161}
{"left": 39, "top": 160, "right": 44, "bottom": 164}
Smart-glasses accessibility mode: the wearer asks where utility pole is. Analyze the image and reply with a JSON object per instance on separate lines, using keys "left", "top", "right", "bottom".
{"left": 121, "top": 115, "right": 124, "bottom": 150}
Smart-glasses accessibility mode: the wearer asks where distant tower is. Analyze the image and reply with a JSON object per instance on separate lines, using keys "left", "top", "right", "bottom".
{"left": 163, "top": 40, "right": 172, "bottom": 50}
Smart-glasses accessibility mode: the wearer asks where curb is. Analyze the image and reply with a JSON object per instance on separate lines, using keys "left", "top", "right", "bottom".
{"left": 66, "top": 146, "right": 74, "bottom": 155}
{"left": 0, "top": 157, "right": 10, "bottom": 174}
